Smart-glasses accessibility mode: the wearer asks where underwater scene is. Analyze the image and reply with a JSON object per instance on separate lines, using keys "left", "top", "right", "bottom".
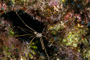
{"left": 0, "top": 0, "right": 90, "bottom": 60}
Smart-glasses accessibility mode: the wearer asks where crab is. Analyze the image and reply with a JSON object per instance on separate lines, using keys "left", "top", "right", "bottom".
{"left": 14, "top": 11, "right": 50, "bottom": 60}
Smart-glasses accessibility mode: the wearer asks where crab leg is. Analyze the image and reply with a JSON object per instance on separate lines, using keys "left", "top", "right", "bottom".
{"left": 40, "top": 37, "right": 50, "bottom": 60}
{"left": 18, "top": 26, "right": 34, "bottom": 33}
{"left": 29, "top": 37, "right": 35, "bottom": 44}
{"left": 16, "top": 11, "right": 36, "bottom": 32}
{"left": 14, "top": 34, "right": 32, "bottom": 37}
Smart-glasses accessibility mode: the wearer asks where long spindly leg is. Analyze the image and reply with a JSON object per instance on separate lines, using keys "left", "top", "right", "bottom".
{"left": 40, "top": 37, "right": 45, "bottom": 49}
{"left": 16, "top": 11, "right": 36, "bottom": 32}
{"left": 42, "top": 27, "right": 45, "bottom": 33}
{"left": 29, "top": 36, "right": 34, "bottom": 38}
{"left": 29, "top": 37, "right": 35, "bottom": 44}
{"left": 40, "top": 37, "right": 50, "bottom": 60}
{"left": 25, "top": 7, "right": 31, "bottom": 12}
{"left": 14, "top": 34, "right": 32, "bottom": 37}
{"left": 42, "top": 35, "right": 48, "bottom": 40}
{"left": 18, "top": 26, "right": 34, "bottom": 33}
{"left": 42, "top": 27, "right": 48, "bottom": 40}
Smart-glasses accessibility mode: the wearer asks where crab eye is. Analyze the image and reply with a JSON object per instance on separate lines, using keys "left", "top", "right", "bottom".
{"left": 34, "top": 32, "right": 37, "bottom": 34}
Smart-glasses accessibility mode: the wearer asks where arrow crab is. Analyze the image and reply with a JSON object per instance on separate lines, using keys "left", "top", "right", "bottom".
{"left": 2, "top": 10, "right": 51, "bottom": 60}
